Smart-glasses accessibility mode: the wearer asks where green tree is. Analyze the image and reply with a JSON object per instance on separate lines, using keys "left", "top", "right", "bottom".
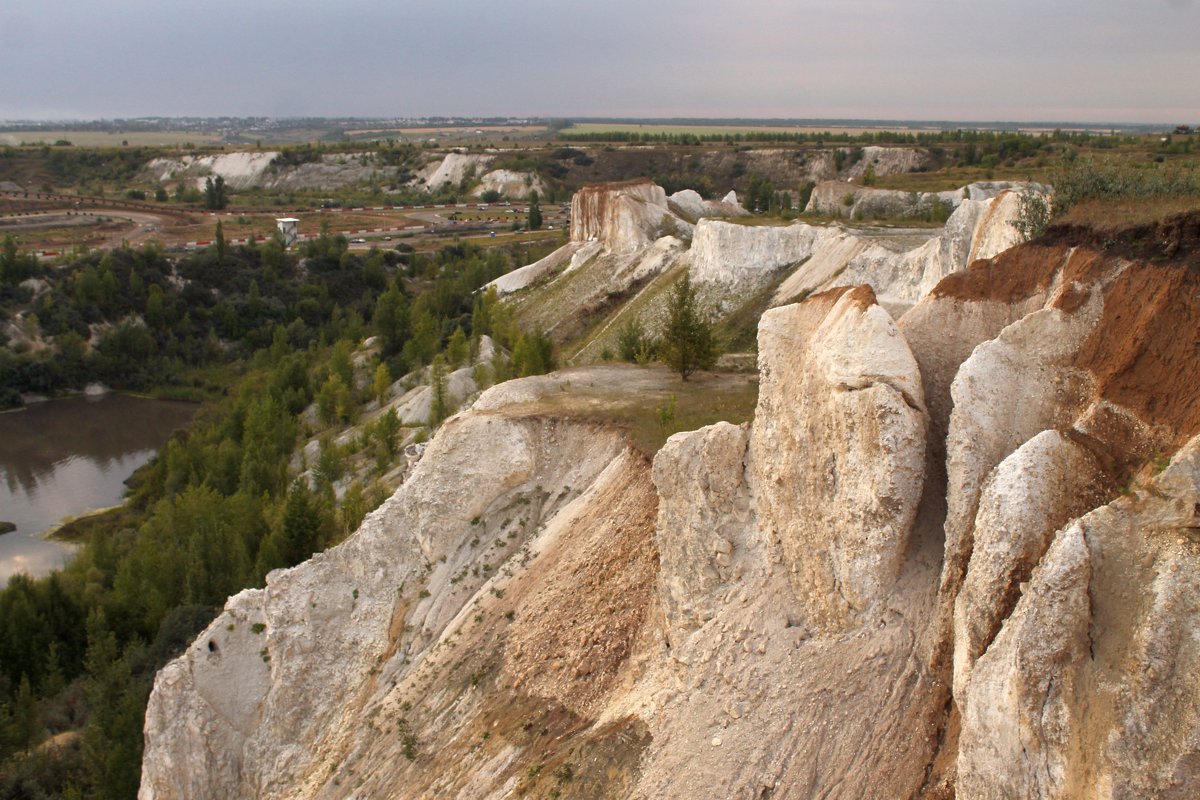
{"left": 204, "top": 175, "right": 228, "bottom": 210}
{"left": 527, "top": 191, "right": 543, "bottom": 230}
{"left": 660, "top": 273, "right": 717, "bottom": 381}
{"left": 445, "top": 327, "right": 469, "bottom": 368}
{"left": 372, "top": 361, "right": 392, "bottom": 404}
{"left": 316, "top": 373, "right": 353, "bottom": 426}
{"left": 402, "top": 305, "right": 441, "bottom": 368}
{"left": 373, "top": 281, "right": 409, "bottom": 358}
{"left": 511, "top": 327, "right": 554, "bottom": 377}
{"left": 428, "top": 354, "right": 449, "bottom": 426}
{"left": 255, "top": 480, "right": 326, "bottom": 576}
{"left": 616, "top": 318, "right": 651, "bottom": 363}
{"left": 10, "top": 674, "right": 41, "bottom": 751}
{"left": 82, "top": 610, "right": 145, "bottom": 799}
{"left": 279, "top": 481, "right": 322, "bottom": 565}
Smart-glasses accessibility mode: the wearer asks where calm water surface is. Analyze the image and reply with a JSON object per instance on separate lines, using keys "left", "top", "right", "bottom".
{"left": 0, "top": 394, "right": 195, "bottom": 582}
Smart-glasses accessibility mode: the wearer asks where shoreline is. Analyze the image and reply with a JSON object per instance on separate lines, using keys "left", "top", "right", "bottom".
{"left": 41, "top": 504, "right": 125, "bottom": 543}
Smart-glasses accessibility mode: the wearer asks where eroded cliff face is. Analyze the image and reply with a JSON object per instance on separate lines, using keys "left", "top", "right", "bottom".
{"left": 691, "top": 184, "right": 1045, "bottom": 316}
{"left": 143, "top": 213, "right": 1200, "bottom": 799}
{"left": 569, "top": 180, "right": 690, "bottom": 255}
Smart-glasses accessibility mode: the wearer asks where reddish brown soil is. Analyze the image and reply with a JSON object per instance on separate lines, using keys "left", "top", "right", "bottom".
{"left": 501, "top": 452, "right": 659, "bottom": 716}
{"left": 934, "top": 210, "right": 1200, "bottom": 457}
{"left": 1073, "top": 259, "right": 1200, "bottom": 449}
{"left": 931, "top": 243, "right": 1063, "bottom": 303}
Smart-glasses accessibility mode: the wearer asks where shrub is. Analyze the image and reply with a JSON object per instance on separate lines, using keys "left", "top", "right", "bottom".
{"left": 1011, "top": 191, "right": 1051, "bottom": 241}
{"left": 616, "top": 318, "right": 650, "bottom": 363}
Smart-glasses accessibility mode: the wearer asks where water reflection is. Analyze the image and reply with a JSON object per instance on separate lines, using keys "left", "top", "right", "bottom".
{"left": 0, "top": 394, "right": 195, "bottom": 582}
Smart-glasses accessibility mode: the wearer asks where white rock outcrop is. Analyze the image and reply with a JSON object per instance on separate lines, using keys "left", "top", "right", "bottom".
{"left": 652, "top": 421, "right": 753, "bottom": 634}
{"left": 843, "top": 145, "right": 931, "bottom": 179}
{"left": 416, "top": 152, "right": 494, "bottom": 189}
{"left": 959, "top": 438, "right": 1200, "bottom": 798}
{"left": 570, "top": 180, "right": 690, "bottom": 254}
{"left": 788, "top": 186, "right": 1048, "bottom": 311}
{"left": 688, "top": 219, "right": 820, "bottom": 287}
{"left": 144, "top": 152, "right": 280, "bottom": 190}
{"left": 140, "top": 182, "right": 1200, "bottom": 799}
{"left": 469, "top": 168, "right": 543, "bottom": 199}
{"left": 951, "top": 429, "right": 1110, "bottom": 700}
{"left": 667, "top": 188, "right": 749, "bottom": 222}
{"left": 751, "top": 286, "right": 926, "bottom": 627}
{"left": 141, "top": 407, "right": 636, "bottom": 799}
{"left": 805, "top": 179, "right": 1048, "bottom": 220}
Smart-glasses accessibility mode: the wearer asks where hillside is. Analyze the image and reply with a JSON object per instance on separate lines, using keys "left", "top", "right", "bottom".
{"left": 138, "top": 163, "right": 1200, "bottom": 798}
{"left": 490, "top": 178, "right": 1043, "bottom": 362}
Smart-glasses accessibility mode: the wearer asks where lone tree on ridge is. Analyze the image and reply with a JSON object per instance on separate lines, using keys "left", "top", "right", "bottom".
{"left": 660, "top": 273, "right": 718, "bottom": 381}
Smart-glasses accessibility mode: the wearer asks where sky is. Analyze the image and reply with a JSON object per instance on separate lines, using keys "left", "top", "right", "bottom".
{"left": 2, "top": 0, "right": 1197, "bottom": 124}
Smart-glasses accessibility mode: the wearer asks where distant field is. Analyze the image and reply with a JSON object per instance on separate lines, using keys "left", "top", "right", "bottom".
{"left": 565, "top": 123, "right": 931, "bottom": 137}
{"left": 0, "top": 130, "right": 222, "bottom": 147}
{"left": 346, "top": 125, "right": 545, "bottom": 136}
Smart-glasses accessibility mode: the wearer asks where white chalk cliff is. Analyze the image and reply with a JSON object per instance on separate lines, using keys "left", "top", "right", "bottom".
{"left": 141, "top": 193, "right": 1200, "bottom": 798}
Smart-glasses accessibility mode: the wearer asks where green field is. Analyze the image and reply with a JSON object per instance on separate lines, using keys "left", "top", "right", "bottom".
{"left": 565, "top": 122, "right": 928, "bottom": 137}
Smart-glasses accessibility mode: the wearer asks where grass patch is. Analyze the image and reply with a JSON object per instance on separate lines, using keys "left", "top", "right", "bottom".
{"left": 715, "top": 272, "right": 793, "bottom": 353}
{"left": 565, "top": 261, "right": 688, "bottom": 364}
{"left": 513, "top": 366, "right": 758, "bottom": 455}
{"left": 720, "top": 215, "right": 794, "bottom": 227}
{"left": 1058, "top": 195, "right": 1200, "bottom": 231}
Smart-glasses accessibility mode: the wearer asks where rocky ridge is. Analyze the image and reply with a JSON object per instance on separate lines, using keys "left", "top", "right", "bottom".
{"left": 140, "top": 197, "right": 1200, "bottom": 797}
{"left": 805, "top": 179, "right": 1048, "bottom": 219}
{"left": 140, "top": 149, "right": 543, "bottom": 196}
{"left": 492, "top": 178, "right": 1045, "bottom": 354}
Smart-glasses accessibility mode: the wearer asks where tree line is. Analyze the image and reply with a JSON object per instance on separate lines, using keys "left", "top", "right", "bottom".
{"left": 0, "top": 233, "right": 558, "bottom": 798}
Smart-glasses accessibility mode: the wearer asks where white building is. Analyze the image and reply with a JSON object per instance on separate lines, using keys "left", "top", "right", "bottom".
{"left": 275, "top": 218, "right": 299, "bottom": 247}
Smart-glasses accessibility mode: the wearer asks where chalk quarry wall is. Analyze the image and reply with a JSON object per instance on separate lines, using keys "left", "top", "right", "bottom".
{"left": 141, "top": 200, "right": 1200, "bottom": 798}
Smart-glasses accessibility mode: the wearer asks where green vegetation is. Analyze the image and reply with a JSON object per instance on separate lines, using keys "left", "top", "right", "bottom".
{"left": 1011, "top": 190, "right": 1051, "bottom": 241}
{"left": 1050, "top": 155, "right": 1200, "bottom": 218}
{"left": 203, "top": 175, "right": 228, "bottom": 210}
{"left": 0, "top": 232, "right": 558, "bottom": 796}
{"left": 659, "top": 274, "right": 719, "bottom": 381}
{"left": 527, "top": 192, "right": 543, "bottom": 231}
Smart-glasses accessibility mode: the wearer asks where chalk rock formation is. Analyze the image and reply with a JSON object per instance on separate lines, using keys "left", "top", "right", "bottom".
{"left": 667, "top": 188, "right": 749, "bottom": 222}
{"left": 687, "top": 183, "right": 1043, "bottom": 314}
{"left": 959, "top": 440, "right": 1200, "bottom": 799}
{"left": 469, "top": 168, "right": 544, "bottom": 200}
{"left": 142, "top": 197, "right": 1200, "bottom": 799}
{"left": 570, "top": 180, "right": 691, "bottom": 254}
{"left": 805, "top": 179, "right": 1047, "bottom": 220}
{"left": 141, "top": 405, "right": 640, "bottom": 799}
{"left": 688, "top": 219, "right": 820, "bottom": 287}
{"left": 652, "top": 421, "right": 752, "bottom": 634}
{"left": 144, "top": 152, "right": 280, "bottom": 190}
{"left": 843, "top": 145, "right": 931, "bottom": 179}
{"left": 751, "top": 286, "right": 926, "bottom": 627}
{"left": 416, "top": 152, "right": 494, "bottom": 190}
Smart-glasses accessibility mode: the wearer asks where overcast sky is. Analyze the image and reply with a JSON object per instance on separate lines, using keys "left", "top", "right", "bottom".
{"left": 2, "top": 0, "right": 1197, "bottom": 123}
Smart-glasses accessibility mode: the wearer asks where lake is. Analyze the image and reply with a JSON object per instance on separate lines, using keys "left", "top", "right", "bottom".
{"left": 0, "top": 393, "right": 196, "bottom": 583}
